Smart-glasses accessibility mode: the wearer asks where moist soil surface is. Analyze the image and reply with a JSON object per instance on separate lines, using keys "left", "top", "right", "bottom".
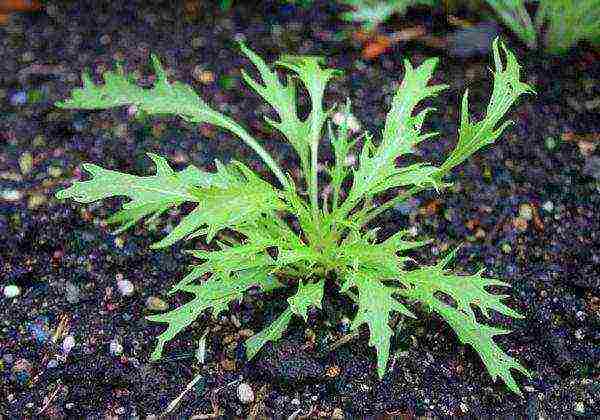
{"left": 1, "top": 0, "right": 599, "bottom": 417}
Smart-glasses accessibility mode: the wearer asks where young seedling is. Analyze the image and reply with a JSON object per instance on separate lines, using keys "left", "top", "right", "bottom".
{"left": 55, "top": 38, "right": 534, "bottom": 395}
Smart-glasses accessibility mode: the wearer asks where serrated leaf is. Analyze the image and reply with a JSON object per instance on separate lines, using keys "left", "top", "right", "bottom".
{"left": 55, "top": 53, "right": 288, "bottom": 187}
{"left": 327, "top": 100, "right": 359, "bottom": 212}
{"left": 153, "top": 165, "right": 284, "bottom": 248}
{"left": 440, "top": 37, "right": 535, "bottom": 174}
{"left": 56, "top": 54, "right": 225, "bottom": 126}
{"left": 342, "top": 273, "right": 415, "bottom": 378}
{"left": 336, "top": 228, "right": 430, "bottom": 285}
{"left": 399, "top": 264, "right": 530, "bottom": 395}
{"left": 239, "top": 42, "right": 311, "bottom": 172}
{"left": 338, "top": 57, "right": 448, "bottom": 219}
{"left": 246, "top": 278, "right": 325, "bottom": 359}
{"left": 56, "top": 154, "right": 284, "bottom": 249}
{"left": 146, "top": 275, "right": 257, "bottom": 361}
{"left": 287, "top": 279, "right": 325, "bottom": 321}
{"left": 245, "top": 308, "right": 293, "bottom": 360}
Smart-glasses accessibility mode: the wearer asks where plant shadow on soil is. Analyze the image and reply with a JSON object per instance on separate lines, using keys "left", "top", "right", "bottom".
{"left": 1, "top": 0, "right": 599, "bottom": 417}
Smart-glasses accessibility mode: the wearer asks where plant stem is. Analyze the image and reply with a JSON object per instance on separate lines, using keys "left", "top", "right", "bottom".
{"left": 220, "top": 117, "right": 289, "bottom": 189}
{"left": 310, "top": 141, "right": 319, "bottom": 213}
{"left": 355, "top": 185, "right": 425, "bottom": 226}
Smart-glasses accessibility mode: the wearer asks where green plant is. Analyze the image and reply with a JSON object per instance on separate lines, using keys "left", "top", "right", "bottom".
{"left": 484, "top": 0, "right": 537, "bottom": 49}
{"left": 484, "top": 0, "right": 600, "bottom": 53}
{"left": 339, "top": 0, "right": 436, "bottom": 31}
{"left": 55, "top": 38, "right": 534, "bottom": 395}
{"left": 533, "top": 0, "right": 600, "bottom": 53}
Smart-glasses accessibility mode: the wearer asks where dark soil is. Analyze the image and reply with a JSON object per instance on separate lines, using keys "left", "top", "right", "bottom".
{"left": 1, "top": 0, "right": 599, "bottom": 417}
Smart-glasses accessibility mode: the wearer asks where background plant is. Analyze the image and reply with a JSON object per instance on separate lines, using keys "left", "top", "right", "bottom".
{"left": 332, "top": 0, "right": 600, "bottom": 54}
{"left": 55, "top": 38, "right": 534, "bottom": 395}
{"left": 338, "top": 0, "right": 437, "bottom": 31}
{"left": 483, "top": 0, "right": 600, "bottom": 53}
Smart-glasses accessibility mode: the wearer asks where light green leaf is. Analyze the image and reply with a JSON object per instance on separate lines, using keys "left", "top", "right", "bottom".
{"left": 245, "top": 308, "right": 293, "bottom": 360}
{"left": 275, "top": 54, "right": 342, "bottom": 211}
{"left": 246, "top": 278, "right": 325, "bottom": 359}
{"left": 146, "top": 275, "right": 259, "bottom": 361}
{"left": 56, "top": 154, "right": 284, "bottom": 249}
{"left": 399, "top": 264, "right": 530, "bottom": 395}
{"left": 342, "top": 273, "right": 415, "bottom": 378}
{"left": 56, "top": 55, "right": 226, "bottom": 126}
{"left": 535, "top": 0, "right": 600, "bottom": 53}
{"left": 153, "top": 164, "right": 284, "bottom": 248}
{"left": 326, "top": 100, "right": 359, "bottom": 212}
{"left": 239, "top": 42, "right": 311, "bottom": 172}
{"left": 338, "top": 57, "right": 448, "bottom": 219}
{"left": 287, "top": 280, "right": 325, "bottom": 321}
{"left": 439, "top": 38, "right": 535, "bottom": 174}
{"left": 55, "top": 52, "right": 288, "bottom": 187}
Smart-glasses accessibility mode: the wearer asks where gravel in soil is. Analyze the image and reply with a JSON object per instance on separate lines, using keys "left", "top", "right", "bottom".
{"left": 1, "top": 0, "right": 599, "bottom": 417}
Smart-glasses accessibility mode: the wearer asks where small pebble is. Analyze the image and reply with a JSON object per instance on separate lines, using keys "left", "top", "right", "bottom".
{"left": 221, "top": 359, "right": 236, "bottom": 371}
{"left": 237, "top": 382, "right": 254, "bottom": 403}
{"left": 48, "top": 166, "right": 63, "bottom": 178}
{"left": 513, "top": 217, "right": 528, "bottom": 231}
{"left": 544, "top": 137, "right": 556, "bottom": 150}
{"left": 518, "top": 203, "right": 533, "bottom": 221}
{"left": 10, "top": 91, "right": 27, "bottom": 106}
{"left": 47, "top": 359, "right": 59, "bottom": 369}
{"left": 28, "top": 319, "right": 50, "bottom": 344}
{"left": 99, "top": 34, "right": 111, "bottom": 45}
{"left": 575, "top": 401, "right": 585, "bottom": 413}
{"left": 109, "top": 338, "right": 123, "bottom": 356}
{"left": 3, "top": 284, "right": 21, "bottom": 298}
{"left": 542, "top": 201, "right": 554, "bottom": 212}
{"left": 65, "top": 281, "right": 80, "bottom": 304}
{"left": 62, "top": 335, "right": 76, "bottom": 354}
{"left": 145, "top": 296, "right": 168, "bottom": 311}
{"left": 18, "top": 152, "right": 33, "bottom": 175}
{"left": 28, "top": 194, "right": 47, "bottom": 209}
{"left": 191, "top": 36, "right": 204, "bottom": 49}
{"left": 331, "top": 408, "right": 344, "bottom": 419}
{"left": 117, "top": 279, "right": 134, "bottom": 296}
{"left": 238, "top": 329, "right": 254, "bottom": 338}
{"left": 1, "top": 190, "right": 23, "bottom": 201}
{"left": 199, "top": 70, "right": 215, "bottom": 84}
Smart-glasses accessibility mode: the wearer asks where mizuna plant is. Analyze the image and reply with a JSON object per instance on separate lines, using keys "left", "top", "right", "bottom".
{"left": 55, "top": 38, "right": 534, "bottom": 395}
{"left": 484, "top": 0, "right": 600, "bottom": 53}
{"left": 338, "top": 0, "right": 436, "bottom": 31}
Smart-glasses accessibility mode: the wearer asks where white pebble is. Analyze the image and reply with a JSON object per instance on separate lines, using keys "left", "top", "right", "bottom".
{"left": 1, "top": 190, "right": 23, "bottom": 201}
{"left": 237, "top": 382, "right": 254, "bottom": 404}
{"left": 109, "top": 338, "right": 123, "bottom": 356}
{"left": 62, "top": 335, "right": 76, "bottom": 354}
{"left": 542, "top": 201, "right": 554, "bottom": 212}
{"left": 117, "top": 279, "right": 134, "bottom": 296}
{"left": 3, "top": 285, "right": 21, "bottom": 298}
